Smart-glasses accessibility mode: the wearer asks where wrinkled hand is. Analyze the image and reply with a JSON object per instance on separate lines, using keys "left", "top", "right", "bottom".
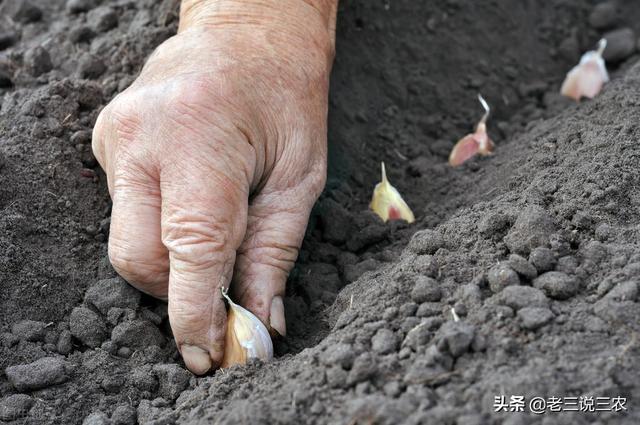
{"left": 92, "top": 0, "right": 336, "bottom": 374}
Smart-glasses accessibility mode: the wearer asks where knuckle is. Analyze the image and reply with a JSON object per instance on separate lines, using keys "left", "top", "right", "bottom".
{"left": 163, "top": 79, "right": 234, "bottom": 132}
{"left": 92, "top": 93, "right": 144, "bottom": 161}
{"left": 110, "top": 108, "right": 143, "bottom": 145}
{"left": 162, "top": 213, "right": 233, "bottom": 269}
{"left": 249, "top": 245, "right": 299, "bottom": 275}
{"left": 108, "top": 241, "right": 167, "bottom": 287}
{"left": 169, "top": 286, "right": 226, "bottom": 337}
{"left": 170, "top": 293, "right": 210, "bottom": 323}
{"left": 308, "top": 166, "right": 327, "bottom": 199}
{"left": 239, "top": 230, "right": 300, "bottom": 277}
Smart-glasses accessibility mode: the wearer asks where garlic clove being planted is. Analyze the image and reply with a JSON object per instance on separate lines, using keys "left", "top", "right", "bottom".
{"left": 449, "top": 94, "right": 494, "bottom": 167}
{"left": 220, "top": 287, "right": 273, "bottom": 368}
{"left": 370, "top": 162, "right": 415, "bottom": 223}
{"left": 561, "top": 39, "right": 609, "bottom": 101}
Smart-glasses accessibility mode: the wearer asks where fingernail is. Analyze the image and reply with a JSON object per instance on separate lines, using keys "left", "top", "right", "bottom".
{"left": 181, "top": 345, "right": 212, "bottom": 375}
{"left": 269, "top": 296, "right": 286, "bottom": 337}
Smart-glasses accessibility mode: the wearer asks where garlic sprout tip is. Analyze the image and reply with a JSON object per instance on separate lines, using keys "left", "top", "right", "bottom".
{"left": 597, "top": 38, "right": 607, "bottom": 56}
{"left": 478, "top": 94, "right": 490, "bottom": 123}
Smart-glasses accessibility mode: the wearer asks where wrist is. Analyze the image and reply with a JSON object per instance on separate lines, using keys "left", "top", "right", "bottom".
{"left": 179, "top": 0, "right": 338, "bottom": 52}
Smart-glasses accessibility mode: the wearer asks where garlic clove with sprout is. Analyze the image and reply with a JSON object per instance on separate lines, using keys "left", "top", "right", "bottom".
{"left": 370, "top": 162, "right": 415, "bottom": 223}
{"left": 561, "top": 39, "right": 609, "bottom": 101}
{"left": 220, "top": 287, "right": 273, "bottom": 368}
{"left": 449, "top": 94, "right": 494, "bottom": 167}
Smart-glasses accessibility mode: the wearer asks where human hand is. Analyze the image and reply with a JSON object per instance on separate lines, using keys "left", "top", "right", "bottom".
{"left": 92, "top": 0, "right": 337, "bottom": 374}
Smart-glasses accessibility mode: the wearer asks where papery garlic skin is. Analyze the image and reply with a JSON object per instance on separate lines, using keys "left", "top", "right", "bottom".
{"left": 449, "top": 94, "right": 494, "bottom": 167}
{"left": 221, "top": 288, "right": 273, "bottom": 368}
{"left": 370, "top": 162, "right": 415, "bottom": 223}
{"left": 561, "top": 39, "right": 609, "bottom": 101}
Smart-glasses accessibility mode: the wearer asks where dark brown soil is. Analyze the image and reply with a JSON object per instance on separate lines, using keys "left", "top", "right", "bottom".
{"left": 1, "top": 0, "right": 640, "bottom": 424}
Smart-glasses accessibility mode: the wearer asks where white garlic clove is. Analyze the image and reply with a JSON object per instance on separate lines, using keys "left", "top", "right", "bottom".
{"left": 220, "top": 288, "right": 273, "bottom": 368}
{"left": 370, "top": 162, "right": 415, "bottom": 223}
{"left": 561, "top": 39, "right": 609, "bottom": 101}
{"left": 449, "top": 94, "right": 494, "bottom": 167}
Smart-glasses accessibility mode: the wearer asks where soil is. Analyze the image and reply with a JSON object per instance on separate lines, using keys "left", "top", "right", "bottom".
{"left": 1, "top": 0, "right": 640, "bottom": 424}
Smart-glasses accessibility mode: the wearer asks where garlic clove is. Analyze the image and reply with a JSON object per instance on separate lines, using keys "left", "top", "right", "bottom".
{"left": 561, "top": 39, "right": 609, "bottom": 101}
{"left": 449, "top": 94, "right": 494, "bottom": 167}
{"left": 449, "top": 134, "right": 482, "bottom": 167}
{"left": 220, "top": 287, "right": 273, "bottom": 368}
{"left": 370, "top": 162, "right": 415, "bottom": 223}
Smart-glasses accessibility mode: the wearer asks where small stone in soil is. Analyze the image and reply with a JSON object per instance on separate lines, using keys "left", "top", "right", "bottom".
{"left": 399, "top": 302, "right": 418, "bottom": 317}
{"left": 111, "top": 320, "right": 165, "bottom": 349}
{"left": 371, "top": 328, "right": 399, "bottom": 355}
{"left": 0, "top": 394, "right": 34, "bottom": 421}
{"left": 594, "top": 299, "right": 640, "bottom": 332}
{"left": 322, "top": 343, "right": 355, "bottom": 369}
{"left": 456, "top": 282, "right": 483, "bottom": 306}
{"left": 383, "top": 381, "right": 403, "bottom": 397}
{"left": 507, "top": 254, "right": 538, "bottom": 280}
{"left": 347, "top": 353, "right": 377, "bottom": 386}
{"left": 382, "top": 306, "right": 398, "bottom": 320}
{"left": 85, "top": 277, "right": 140, "bottom": 315}
{"left": 0, "top": 68, "right": 12, "bottom": 88}
{"left": 56, "top": 330, "right": 73, "bottom": 355}
{"left": 326, "top": 365, "right": 348, "bottom": 389}
{"left": 82, "top": 412, "right": 110, "bottom": 425}
{"left": 101, "top": 375, "right": 124, "bottom": 393}
{"left": 529, "top": 246, "right": 557, "bottom": 273}
{"left": 406, "top": 229, "right": 445, "bottom": 255}
{"left": 117, "top": 346, "right": 132, "bottom": 358}
{"left": 111, "top": 404, "right": 137, "bottom": 425}
{"left": 556, "top": 255, "right": 579, "bottom": 274}
{"left": 402, "top": 322, "right": 432, "bottom": 351}
{"left": 602, "top": 28, "right": 636, "bottom": 62}
{"left": 87, "top": 6, "right": 118, "bottom": 32}
{"left": 66, "top": 0, "right": 99, "bottom": 14}
{"left": 533, "top": 271, "right": 579, "bottom": 300}
{"left": 69, "top": 306, "right": 108, "bottom": 348}
{"left": 343, "top": 258, "right": 380, "bottom": 283}
{"left": 69, "top": 26, "right": 96, "bottom": 43}
{"left": 318, "top": 198, "right": 352, "bottom": 244}
{"left": 130, "top": 366, "right": 159, "bottom": 392}
{"left": 153, "top": 364, "right": 191, "bottom": 401}
{"left": 416, "top": 302, "right": 442, "bottom": 317}
{"left": 589, "top": 2, "right": 618, "bottom": 29}
{"left": 0, "top": 31, "right": 17, "bottom": 50}
{"left": 503, "top": 206, "right": 555, "bottom": 255}
{"left": 487, "top": 262, "right": 520, "bottom": 293}
{"left": 411, "top": 276, "right": 442, "bottom": 302}
{"left": 436, "top": 321, "right": 475, "bottom": 358}
{"left": 24, "top": 46, "right": 53, "bottom": 76}
{"left": 412, "top": 255, "right": 439, "bottom": 277}
{"left": 137, "top": 400, "right": 176, "bottom": 424}
{"left": 1, "top": 332, "right": 18, "bottom": 348}
{"left": 497, "top": 285, "right": 549, "bottom": 310}
{"left": 78, "top": 54, "right": 106, "bottom": 79}
{"left": 404, "top": 346, "right": 452, "bottom": 384}
{"left": 517, "top": 307, "right": 554, "bottom": 330}
{"left": 101, "top": 340, "right": 117, "bottom": 355}
{"left": 478, "top": 211, "right": 511, "bottom": 239}
{"left": 603, "top": 281, "right": 638, "bottom": 302}
{"left": 1, "top": 0, "right": 42, "bottom": 24}
{"left": 5, "top": 357, "right": 70, "bottom": 392}
{"left": 346, "top": 222, "right": 388, "bottom": 252}
{"left": 70, "top": 130, "right": 92, "bottom": 145}
{"left": 11, "top": 320, "right": 46, "bottom": 342}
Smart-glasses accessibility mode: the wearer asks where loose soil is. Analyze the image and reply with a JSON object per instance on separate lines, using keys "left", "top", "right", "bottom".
{"left": 1, "top": 0, "right": 640, "bottom": 424}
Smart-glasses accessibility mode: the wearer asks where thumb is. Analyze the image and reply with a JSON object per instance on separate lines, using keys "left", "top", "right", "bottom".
{"left": 161, "top": 162, "right": 249, "bottom": 374}
{"left": 233, "top": 177, "right": 324, "bottom": 337}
